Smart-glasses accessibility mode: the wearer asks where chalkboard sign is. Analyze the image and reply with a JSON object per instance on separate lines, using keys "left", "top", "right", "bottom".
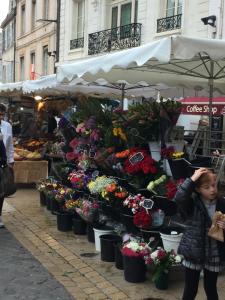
{"left": 89, "top": 151, "right": 96, "bottom": 158}
{"left": 143, "top": 198, "right": 154, "bottom": 209}
{"left": 129, "top": 152, "right": 144, "bottom": 165}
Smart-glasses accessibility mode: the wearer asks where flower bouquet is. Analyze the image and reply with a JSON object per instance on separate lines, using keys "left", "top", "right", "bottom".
{"left": 65, "top": 198, "right": 82, "bottom": 214}
{"left": 75, "top": 199, "right": 100, "bottom": 223}
{"left": 101, "top": 182, "right": 128, "bottom": 206}
{"left": 121, "top": 240, "right": 151, "bottom": 283}
{"left": 146, "top": 247, "right": 182, "bottom": 289}
{"left": 115, "top": 147, "right": 159, "bottom": 188}
{"left": 88, "top": 176, "right": 117, "bottom": 195}
{"left": 68, "top": 170, "right": 92, "bottom": 190}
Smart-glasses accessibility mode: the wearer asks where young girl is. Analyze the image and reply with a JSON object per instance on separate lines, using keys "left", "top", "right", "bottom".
{"left": 174, "top": 168, "right": 225, "bottom": 300}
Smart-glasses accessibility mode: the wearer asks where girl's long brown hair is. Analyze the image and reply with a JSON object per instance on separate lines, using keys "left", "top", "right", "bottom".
{"left": 195, "top": 169, "right": 216, "bottom": 188}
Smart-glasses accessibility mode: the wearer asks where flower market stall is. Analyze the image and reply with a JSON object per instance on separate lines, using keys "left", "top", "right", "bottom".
{"left": 35, "top": 92, "right": 189, "bottom": 289}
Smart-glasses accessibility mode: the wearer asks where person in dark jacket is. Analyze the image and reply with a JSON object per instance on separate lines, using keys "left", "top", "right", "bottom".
{"left": 174, "top": 168, "right": 225, "bottom": 300}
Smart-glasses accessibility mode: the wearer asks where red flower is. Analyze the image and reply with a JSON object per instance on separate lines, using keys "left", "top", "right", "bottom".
{"left": 133, "top": 210, "right": 152, "bottom": 229}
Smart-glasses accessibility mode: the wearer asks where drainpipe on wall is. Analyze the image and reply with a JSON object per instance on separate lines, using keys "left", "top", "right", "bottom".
{"left": 13, "top": 16, "right": 16, "bottom": 82}
{"left": 55, "top": 0, "right": 61, "bottom": 73}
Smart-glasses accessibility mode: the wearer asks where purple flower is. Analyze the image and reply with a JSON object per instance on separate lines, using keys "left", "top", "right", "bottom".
{"left": 58, "top": 117, "right": 70, "bottom": 129}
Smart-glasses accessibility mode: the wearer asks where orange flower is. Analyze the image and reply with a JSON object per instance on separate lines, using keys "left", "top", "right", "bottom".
{"left": 115, "top": 191, "right": 127, "bottom": 198}
{"left": 106, "top": 183, "right": 117, "bottom": 193}
{"left": 115, "top": 149, "right": 130, "bottom": 158}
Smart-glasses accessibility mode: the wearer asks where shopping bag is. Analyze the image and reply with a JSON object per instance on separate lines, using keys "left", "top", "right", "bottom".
{"left": 208, "top": 211, "right": 225, "bottom": 242}
{"left": 2, "top": 166, "right": 17, "bottom": 197}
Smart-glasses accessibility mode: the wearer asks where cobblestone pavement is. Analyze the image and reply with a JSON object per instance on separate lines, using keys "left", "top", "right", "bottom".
{"left": 0, "top": 228, "right": 74, "bottom": 300}
{"left": 2, "top": 189, "right": 225, "bottom": 300}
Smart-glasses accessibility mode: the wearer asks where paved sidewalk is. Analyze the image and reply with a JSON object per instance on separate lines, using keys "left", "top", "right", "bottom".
{"left": 2, "top": 189, "right": 225, "bottom": 300}
{"left": 0, "top": 228, "right": 74, "bottom": 300}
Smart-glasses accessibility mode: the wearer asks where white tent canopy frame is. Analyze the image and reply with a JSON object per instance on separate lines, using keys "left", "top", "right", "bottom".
{"left": 0, "top": 74, "right": 190, "bottom": 100}
{"left": 57, "top": 35, "right": 225, "bottom": 132}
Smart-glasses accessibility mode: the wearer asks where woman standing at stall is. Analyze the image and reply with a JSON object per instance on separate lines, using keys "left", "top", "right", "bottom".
{"left": 0, "top": 104, "right": 14, "bottom": 228}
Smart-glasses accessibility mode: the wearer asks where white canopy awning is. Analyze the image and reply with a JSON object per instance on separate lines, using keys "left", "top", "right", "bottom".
{"left": 57, "top": 35, "right": 225, "bottom": 94}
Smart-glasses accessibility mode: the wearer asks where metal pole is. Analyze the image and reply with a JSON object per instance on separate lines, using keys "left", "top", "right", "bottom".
{"left": 208, "top": 61, "right": 214, "bottom": 154}
{"left": 121, "top": 83, "right": 125, "bottom": 109}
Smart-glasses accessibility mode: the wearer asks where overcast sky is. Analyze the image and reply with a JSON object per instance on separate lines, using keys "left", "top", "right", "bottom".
{"left": 0, "top": 0, "right": 9, "bottom": 27}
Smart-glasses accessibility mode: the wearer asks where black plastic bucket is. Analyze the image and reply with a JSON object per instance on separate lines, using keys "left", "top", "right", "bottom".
{"left": 73, "top": 217, "right": 87, "bottom": 235}
{"left": 114, "top": 243, "right": 123, "bottom": 270}
{"left": 40, "top": 192, "right": 46, "bottom": 206}
{"left": 51, "top": 198, "right": 60, "bottom": 215}
{"left": 123, "top": 255, "right": 146, "bottom": 283}
{"left": 46, "top": 196, "right": 52, "bottom": 211}
{"left": 56, "top": 213, "right": 73, "bottom": 232}
{"left": 100, "top": 234, "right": 121, "bottom": 262}
{"left": 86, "top": 223, "right": 95, "bottom": 243}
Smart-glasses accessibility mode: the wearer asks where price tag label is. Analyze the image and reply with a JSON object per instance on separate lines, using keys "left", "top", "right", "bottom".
{"left": 143, "top": 198, "right": 154, "bottom": 210}
{"left": 129, "top": 152, "right": 144, "bottom": 165}
{"left": 89, "top": 150, "right": 96, "bottom": 158}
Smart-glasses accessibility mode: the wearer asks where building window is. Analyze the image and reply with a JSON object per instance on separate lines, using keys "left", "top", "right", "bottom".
{"left": 21, "top": 4, "right": 26, "bottom": 35}
{"left": 111, "top": 1, "right": 138, "bottom": 28}
{"left": 30, "top": 52, "right": 35, "bottom": 79}
{"left": 43, "top": 46, "right": 48, "bottom": 75}
{"left": 20, "top": 56, "right": 25, "bottom": 81}
{"left": 31, "top": 0, "right": 36, "bottom": 28}
{"left": 43, "top": 0, "right": 49, "bottom": 19}
{"left": 71, "top": 0, "right": 84, "bottom": 40}
{"left": 111, "top": 7, "right": 118, "bottom": 28}
{"left": 166, "top": 0, "right": 182, "bottom": 17}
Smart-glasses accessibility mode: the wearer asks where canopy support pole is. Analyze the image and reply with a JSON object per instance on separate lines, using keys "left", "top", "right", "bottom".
{"left": 121, "top": 83, "right": 126, "bottom": 109}
{"left": 208, "top": 60, "right": 214, "bottom": 155}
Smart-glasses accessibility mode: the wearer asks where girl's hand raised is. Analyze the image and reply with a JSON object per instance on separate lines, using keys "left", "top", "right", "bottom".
{"left": 191, "top": 168, "right": 208, "bottom": 182}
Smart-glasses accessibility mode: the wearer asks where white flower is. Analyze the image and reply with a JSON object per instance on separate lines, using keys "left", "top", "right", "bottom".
{"left": 151, "top": 250, "right": 158, "bottom": 259}
{"left": 175, "top": 255, "right": 182, "bottom": 263}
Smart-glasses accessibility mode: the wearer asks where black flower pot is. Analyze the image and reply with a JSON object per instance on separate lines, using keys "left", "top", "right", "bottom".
{"left": 114, "top": 243, "right": 123, "bottom": 270}
{"left": 72, "top": 216, "right": 87, "bottom": 235}
{"left": 123, "top": 255, "right": 146, "bottom": 283}
{"left": 100, "top": 234, "right": 121, "bottom": 262}
{"left": 51, "top": 198, "right": 60, "bottom": 215}
{"left": 46, "top": 196, "right": 52, "bottom": 211}
{"left": 86, "top": 223, "right": 95, "bottom": 243}
{"left": 120, "top": 213, "right": 139, "bottom": 234}
{"left": 56, "top": 213, "right": 73, "bottom": 232}
{"left": 40, "top": 192, "right": 46, "bottom": 206}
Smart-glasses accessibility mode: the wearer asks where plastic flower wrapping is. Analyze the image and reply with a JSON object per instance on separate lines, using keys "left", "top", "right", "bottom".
{"left": 88, "top": 176, "right": 116, "bottom": 194}
{"left": 75, "top": 199, "right": 100, "bottom": 223}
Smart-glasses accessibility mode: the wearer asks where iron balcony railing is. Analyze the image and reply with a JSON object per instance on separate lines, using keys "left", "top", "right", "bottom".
{"left": 70, "top": 37, "right": 84, "bottom": 50}
{"left": 88, "top": 23, "right": 142, "bottom": 55}
{"left": 157, "top": 14, "right": 182, "bottom": 33}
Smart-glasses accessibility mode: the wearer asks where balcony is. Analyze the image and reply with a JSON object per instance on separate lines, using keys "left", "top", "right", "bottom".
{"left": 70, "top": 37, "right": 84, "bottom": 50}
{"left": 157, "top": 14, "right": 182, "bottom": 33}
{"left": 88, "top": 23, "right": 142, "bottom": 55}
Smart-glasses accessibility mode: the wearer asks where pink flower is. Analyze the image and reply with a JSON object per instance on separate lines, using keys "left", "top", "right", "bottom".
{"left": 66, "top": 152, "right": 76, "bottom": 161}
{"left": 69, "top": 138, "right": 79, "bottom": 149}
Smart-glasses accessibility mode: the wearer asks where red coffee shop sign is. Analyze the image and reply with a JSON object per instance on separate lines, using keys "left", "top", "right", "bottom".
{"left": 179, "top": 97, "right": 225, "bottom": 116}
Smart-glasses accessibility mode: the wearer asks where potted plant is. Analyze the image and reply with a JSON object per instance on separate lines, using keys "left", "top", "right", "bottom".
{"left": 121, "top": 240, "right": 150, "bottom": 283}
{"left": 146, "top": 247, "right": 182, "bottom": 290}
